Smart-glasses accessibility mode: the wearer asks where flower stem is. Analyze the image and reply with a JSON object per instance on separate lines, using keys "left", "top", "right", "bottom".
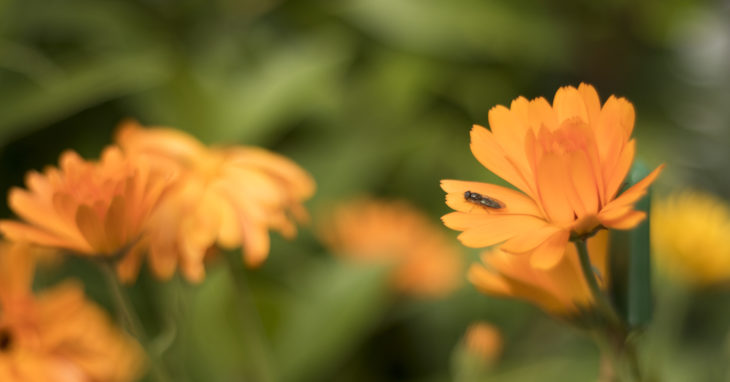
{"left": 99, "top": 261, "right": 173, "bottom": 382}
{"left": 575, "top": 240, "right": 644, "bottom": 381}
{"left": 574, "top": 239, "right": 619, "bottom": 325}
{"left": 224, "top": 254, "right": 276, "bottom": 382}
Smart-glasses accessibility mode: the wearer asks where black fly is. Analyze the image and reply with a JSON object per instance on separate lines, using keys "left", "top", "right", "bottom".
{"left": 464, "top": 191, "right": 504, "bottom": 209}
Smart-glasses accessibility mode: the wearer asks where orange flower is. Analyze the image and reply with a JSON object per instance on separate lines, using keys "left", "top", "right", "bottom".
{"left": 0, "top": 243, "right": 143, "bottom": 382}
{"left": 463, "top": 322, "right": 502, "bottom": 363}
{"left": 0, "top": 147, "right": 170, "bottom": 259}
{"left": 115, "top": 121, "right": 315, "bottom": 282}
{"left": 469, "top": 230, "right": 608, "bottom": 315}
{"left": 442, "top": 83, "right": 663, "bottom": 269}
{"left": 319, "top": 198, "right": 461, "bottom": 297}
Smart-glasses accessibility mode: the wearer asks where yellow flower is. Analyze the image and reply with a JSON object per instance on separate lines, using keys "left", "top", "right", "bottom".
{"left": 652, "top": 191, "right": 730, "bottom": 286}
{"left": 319, "top": 198, "right": 462, "bottom": 297}
{"left": 0, "top": 147, "right": 170, "bottom": 259}
{"left": 0, "top": 243, "right": 143, "bottom": 382}
{"left": 463, "top": 322, "right": 502, "bottom": 363}
{"left": 442, "top": 83, "right": 663, "bottom": 269}
{"left": 115, "top": 120, "right": 315, "bottom": 282}
{"left": 469, "top": 231, "right": 609, "bottom": 315}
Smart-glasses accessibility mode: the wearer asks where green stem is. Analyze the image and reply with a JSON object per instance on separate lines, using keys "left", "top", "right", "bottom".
{"left": 224, "top": 254, "right": 276, "bottom": 382}
{"left": 575, "top": 239, "right": 620, "bottom": 326}
{"left": 99, "top": 261, "right": 173, "bottom": 382}
{"left": 575, "top": 240, "right": 643, "bottom": 382}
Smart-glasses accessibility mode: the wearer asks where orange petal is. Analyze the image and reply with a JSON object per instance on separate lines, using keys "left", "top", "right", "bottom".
{"left": 501, "top": 224, "right": 562, "bottom": 254}
{"left": 470, "top": 125, "right": 532, "bottom": 195}
{"left": 75, "top": 204, "right": 108, "bottom": 254}
{"left": 0, "top": 221, "right": 85, "bottom": 252}
{"left": 535, "top": 153, "right": 575, "bottom": 224}
{"left": 240, "top": 220, "right": 271, "bottom": 267}
{"left": 457, "top": 214, "right": 547, "bottom": 248}
{"left": 468, "top": 263, "right": 511, "bottom": 296}
{"left": 553, "top": 85, "right": 589, "bottom": 124}
{"left": 528, "top": 97, "right": 558, "bottom": 132}
{"left": 569, "top": 150, "right": 599, "bottom": 216}
{"left": 604, "top": 140, "right": 635, "bottom": 201}
{"left": 441, "top": 180, "right": 542, "bottom": 217}
{"left": 488, "top": 105, "right": 532, "bottom": 179}
{"left": 529, "top": 229, "right": 570, "bottom": 269}
{"left": 104, "top": 196, "right": 128, "bottom": 251}
{"left": 9, "top": 189, "right": 81, "bottom": 242}
{"left": 578, "top": 83, "right": 601, "bottom": 124}
{"left": 602, "top": 164, "right": 664, "bottom": 213}
{"left": 601, "top": 210, "right": 646, "bottom": 230}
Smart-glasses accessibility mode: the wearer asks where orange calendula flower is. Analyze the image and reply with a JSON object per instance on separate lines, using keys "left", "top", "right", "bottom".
{"left": 0, "top": 147, "right": 170, "bottom": 261}
{"left": 115, "top": 121, "right": 315, "bottom": 282}
{"left": 320, "top": 198, "right": 461, "bottom": 297}
{"left": 442, "top": 83, "right": 663, "bottom": 269}
{"left": 463, "top": 322, "right": 502, "bottom": 363}
{"left": 469, "top": 231, "right": 608, "bottom": 315}
{"left": 0, "top": 243, "right": 143, "bottom": 382}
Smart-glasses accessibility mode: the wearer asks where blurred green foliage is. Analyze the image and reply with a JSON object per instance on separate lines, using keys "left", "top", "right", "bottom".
{"left": 2, "top": 0, "right": 730, "bottom": 381}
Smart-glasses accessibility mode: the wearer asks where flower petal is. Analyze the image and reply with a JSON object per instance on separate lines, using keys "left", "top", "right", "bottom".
{"left": 602, "top": 164, "right": 664, "bottom": 214}
{"left": 604, "top": 139, "right": 635, "bottom": 201}
{"left": 535, "top": 153, "right": 575, "bottom": 224}
{"left": 501, "top": 224, "right": 562, "bottom": 254}
{"left": 529, "top": 229, "right": 570, "bottom": 269}
{"left": 456, "top": 214, "right": 548, "bottom": 248}
{"left": 553, "top": 85, "right": 589, "bottom": 124}
{"left": 441, "top": 179, "right": 542, "bottom": 217}
{"left": 470, "top": 125, "right": 532, "bottom": 195}
{"left": 601, "top": 210, "right": 646, "bottom": 230}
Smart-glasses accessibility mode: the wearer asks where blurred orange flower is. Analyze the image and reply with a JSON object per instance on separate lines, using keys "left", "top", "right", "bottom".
{"left": 115, "top": 121, "right": 315, "bottom": 282}
{"left": 0, "top": 243, "right": 143, "bottom": 382}
{"left": 463, "top": 322, "right": 502, "bottom": 363}
{"left": 320, "top": 198, "right": 461, "bottom": 297}
{"left": 442, "top": 83, "right": 662, "bottom": 269}
{"left": 469, "top": 230, "right": 608, "bottom": 315}
{"left": 0, "top": 147, "right": 170, "bottom": 261}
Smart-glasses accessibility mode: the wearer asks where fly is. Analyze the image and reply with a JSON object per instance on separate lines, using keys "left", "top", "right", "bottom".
{"left": 464, "top": 190, "right": 504, "bottom": 209}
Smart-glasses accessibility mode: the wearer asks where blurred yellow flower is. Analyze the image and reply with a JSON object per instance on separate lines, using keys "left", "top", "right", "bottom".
{"left": 0, "top": 147, "right": 170, "bottom": 261}
{"left": 442, "top": 83, "right": 662, "bottom": 269}
{"left": 115, "top": 120, "right": 315, "bottom": 282}
{"left": 463, "top": 322, "right": 502, "bottom": 363}
{"left": 652, "top": 191, "right": 730, "bottom": 286}
{"left": 0, "top": 243, "right": 143, "bottom": 382}
{"left": 469, "top": 231, "right": 609, "bottom": 315}
{"left": 319, "top": 198, "right": 461, "bottom": 297}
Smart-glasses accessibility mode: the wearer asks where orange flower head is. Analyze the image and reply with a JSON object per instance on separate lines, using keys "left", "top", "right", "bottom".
{"left": 463, "top": 322, "right": 502, "bottom": 364}
{"left": 442, "top": 83, "right": 663, "bottom": 269}
{"left": 115, "top": 121, "right": 315, "bottom": 282}
{"left": 320, "top": 198, "right": 462, "bottom": 297}
{"left": 0, "top": 243, "right": 143, "bottom": 382}
{"left": 469, "top": 230, "right": 609, "bottom": 316}
{"left": 0, "top": 147, "right": 170, "bottom": 259}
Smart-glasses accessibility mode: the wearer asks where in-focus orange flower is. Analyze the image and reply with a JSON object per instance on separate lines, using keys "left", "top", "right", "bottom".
{"left": 0, "top": 243, "right": 143, "bottom": 382}
{"left": 115, "top": 121, "right": 315, "bottom": 282}
{"left": 469, "top": 231, "right": 608, "bottom": 315}
{"left": 0, "top": 147, "right": 170, "bottom": 262}
{"left": 442, "top": 83, "right": 663, "bottom": 269}
{"left": 319, "top": 198, "right": 461, "bottom": 297}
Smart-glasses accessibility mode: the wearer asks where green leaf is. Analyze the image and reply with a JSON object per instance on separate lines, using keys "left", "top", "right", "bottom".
{"left": 609, "top": 161, "right": 653, "bottom": 328}
{"left": 0, "top": 50, "right": 170, "bottom": 143}
{"left": 340, "top": 0, "right": 570, "bottom": 67}
{"left": 272, "top": 259, "right": 391, "bottom": 382}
